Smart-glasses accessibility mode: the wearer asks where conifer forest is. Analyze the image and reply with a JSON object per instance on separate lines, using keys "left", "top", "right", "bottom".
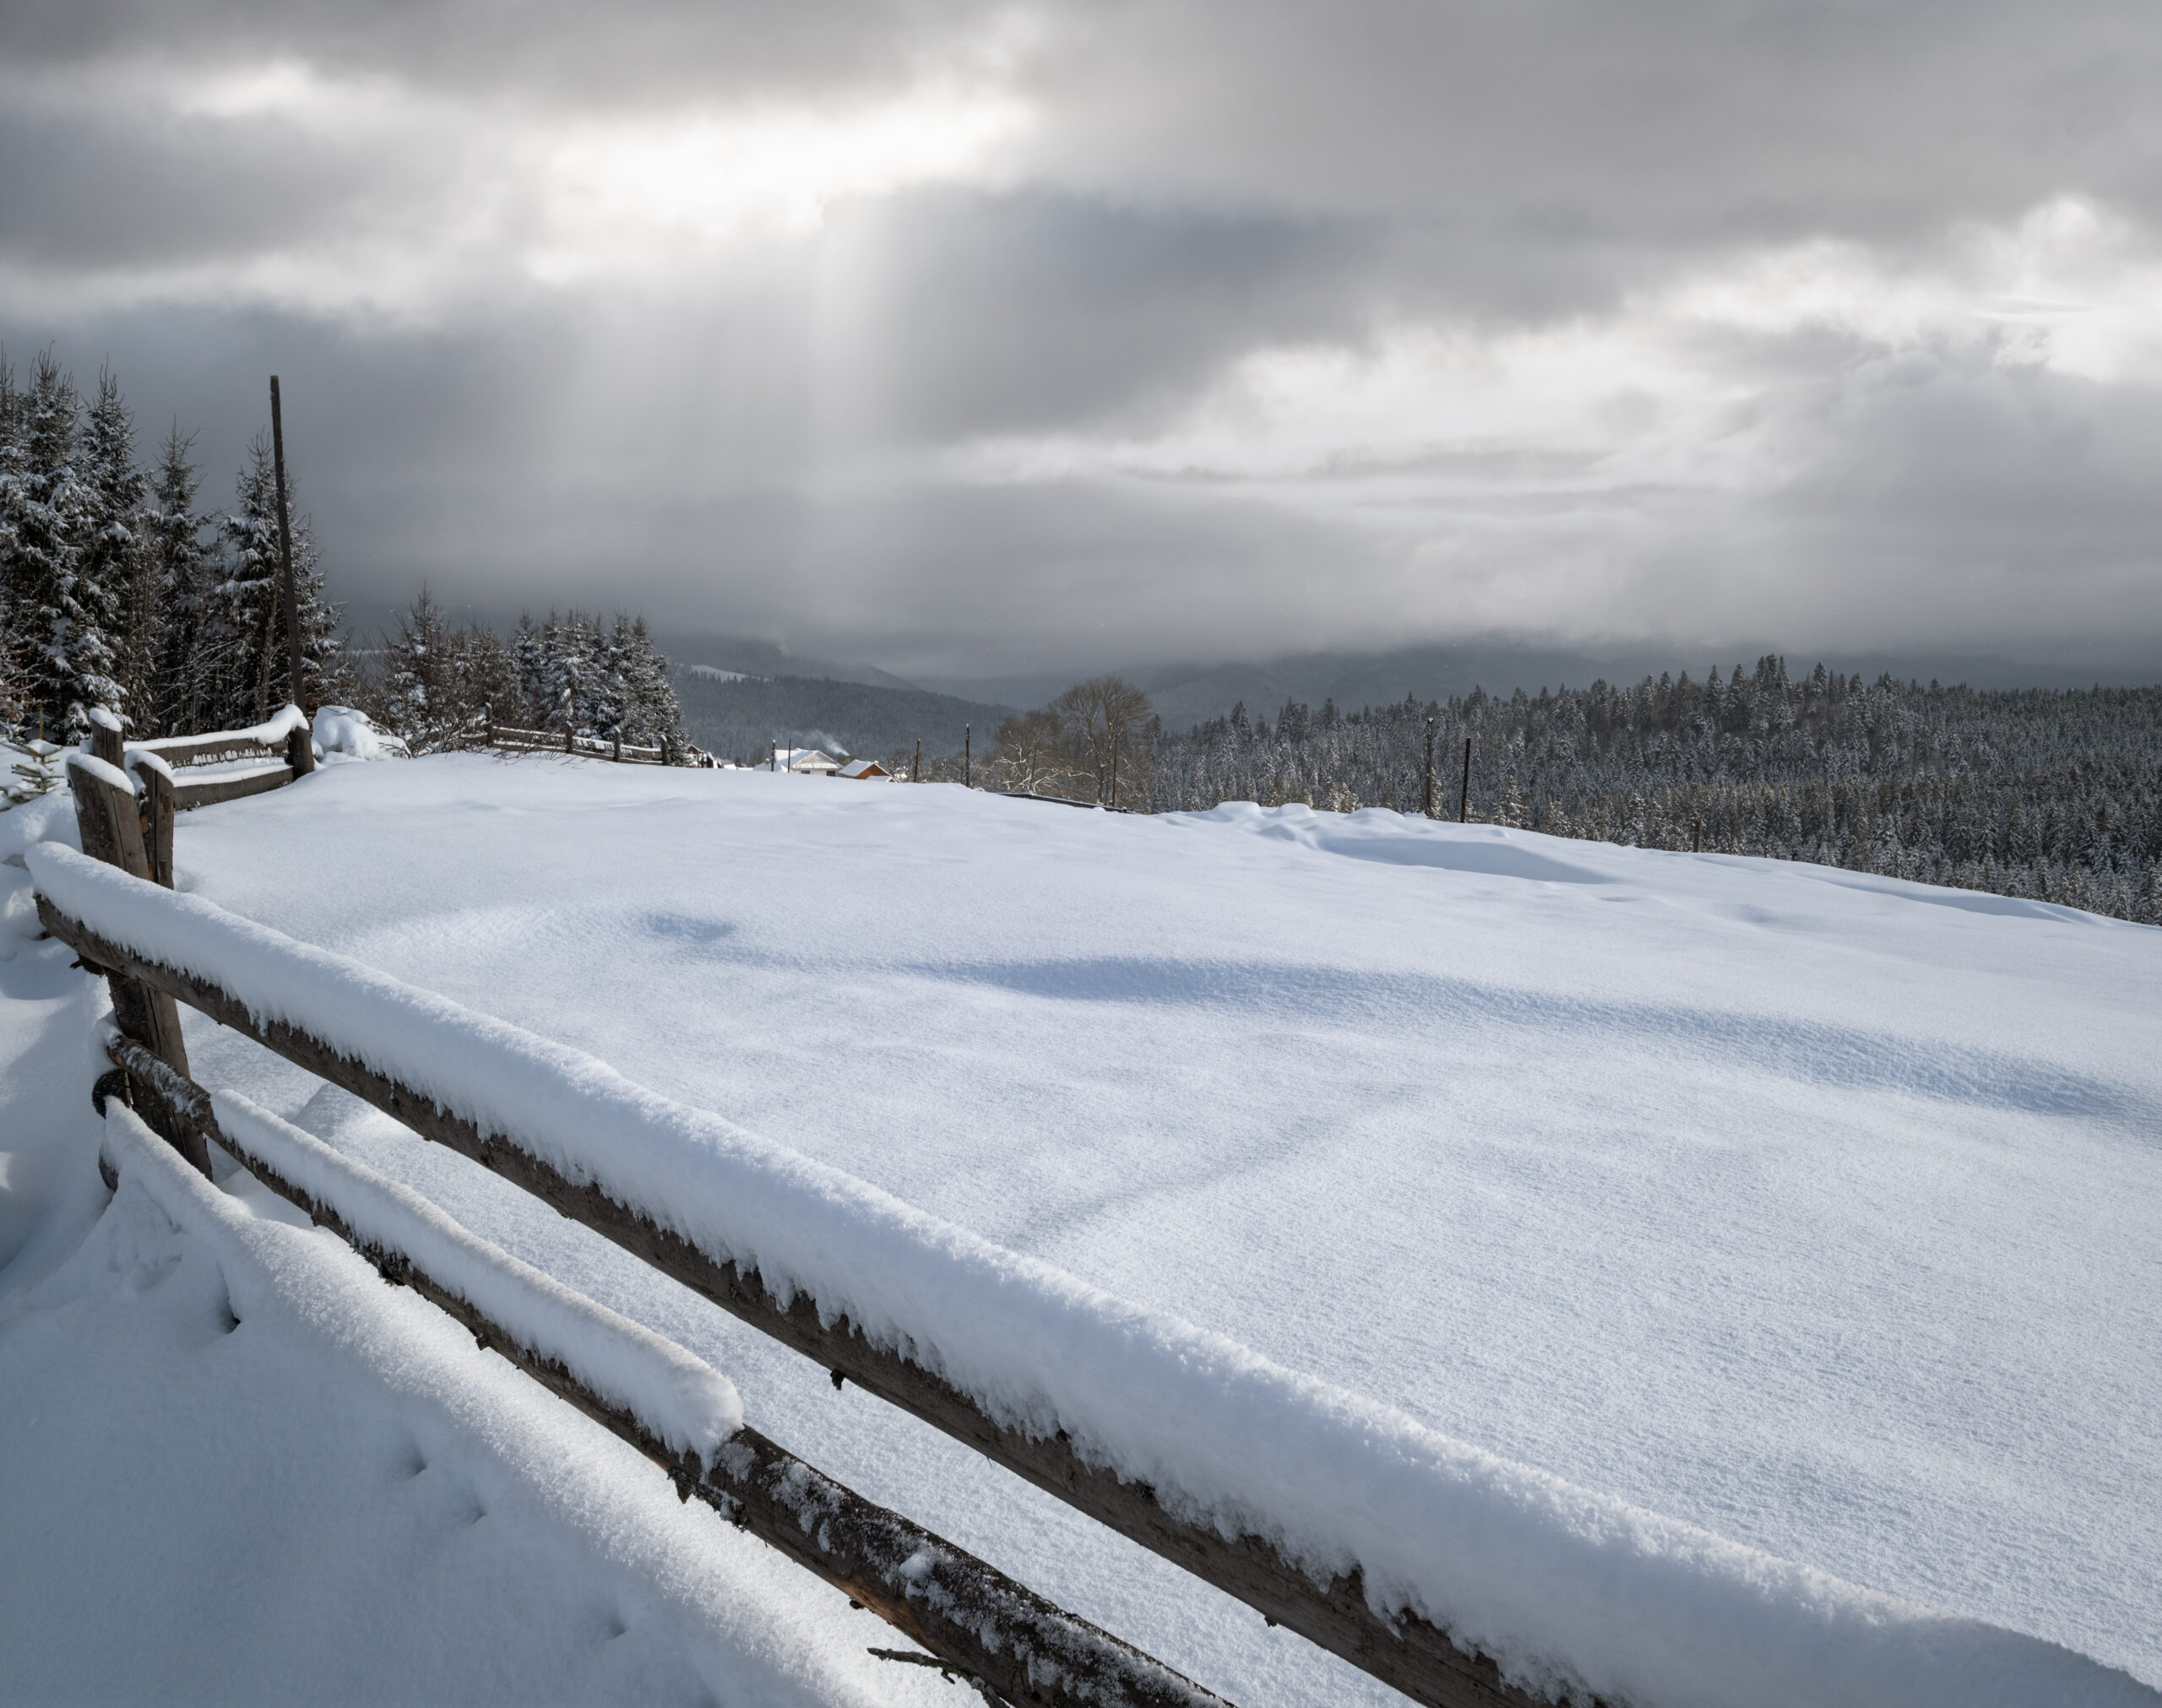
{"left": 0, "top": 353, "right": 685, "bottom": 764}
{"left": 1133, "top": 664, "right": 2162, "bottom": 923}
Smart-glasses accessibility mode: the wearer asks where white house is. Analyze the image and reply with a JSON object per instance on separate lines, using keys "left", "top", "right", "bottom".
{"left": 772, "top": 746, "right": 839, "bottom": 775}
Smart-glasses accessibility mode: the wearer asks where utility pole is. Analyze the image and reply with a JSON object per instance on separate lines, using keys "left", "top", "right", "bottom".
{"left": 1459, "top": 737, "right": 1472, "bottom": 823}
{"left": 269, "top": 377, "right": 314, "bottom": 773}
{"left": 1422, "top": 718, "right": 1436, "bottom": 818}
{"left": 913, "top": 738, "right": 921, "bottom": 783}
{"left": 964, "top": 725, "right": 971, "bottom": 788}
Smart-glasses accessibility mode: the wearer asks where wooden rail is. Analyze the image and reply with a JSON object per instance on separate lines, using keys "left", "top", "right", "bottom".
{"left": 94, "top": 1035, "right": 1230, "bottom": 1708}
{"left": 122, "top": 713, "right": 310, "bottom": 811}
{"left": 41, "top": 877, "right": 1548, "bottom": 1708}
{"left": 481, "top": 722, "right": 668, "bottom": 764}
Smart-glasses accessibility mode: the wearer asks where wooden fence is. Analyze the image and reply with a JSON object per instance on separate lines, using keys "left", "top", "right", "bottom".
{"left": 479, "top": 720, "right": 671, "bottom": 764}
{"left": 45, "top": 746, "right": 1551, "bottom": 1708}
{"left": 123, "top": 708, "right": 314, "bottom": 819}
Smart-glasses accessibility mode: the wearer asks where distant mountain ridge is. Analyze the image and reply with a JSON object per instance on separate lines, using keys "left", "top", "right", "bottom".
{"left": 921, "top": 642, "right": 2162, "bottom": 732}
{"left": 671, "top": 667, "right": 1013, "bottom": 765}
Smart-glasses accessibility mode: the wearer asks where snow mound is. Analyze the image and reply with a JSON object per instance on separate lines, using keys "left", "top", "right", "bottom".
{"left": 25, "top": 837, "right": 2154, "bottom": 1708}
{"left": 312, "top": 705, "right": 407, "bottom": 762}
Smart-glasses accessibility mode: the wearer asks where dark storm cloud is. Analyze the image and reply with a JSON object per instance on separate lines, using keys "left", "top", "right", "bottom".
{"left": 3, "top": 0, "right": 2159, "bottom": 679}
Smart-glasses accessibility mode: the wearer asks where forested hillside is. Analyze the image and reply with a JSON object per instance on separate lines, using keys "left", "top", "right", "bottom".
{"left": 0, "top": 352, "right": 345, "bottom": 741}
{"left": 671, "top": 667, "right": 1010, "bottom": 766}
{"left": 1140, "top": 658, "right": 2162, "bottom": 921}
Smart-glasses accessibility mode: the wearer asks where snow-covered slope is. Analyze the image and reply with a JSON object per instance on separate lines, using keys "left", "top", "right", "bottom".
{"left": 5, "top": 756, "right": 2159, "bottom": 1704}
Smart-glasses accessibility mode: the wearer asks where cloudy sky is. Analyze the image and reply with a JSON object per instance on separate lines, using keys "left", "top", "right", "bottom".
{"left": 7, "top": 0, "right": 2162, "bottom": 680}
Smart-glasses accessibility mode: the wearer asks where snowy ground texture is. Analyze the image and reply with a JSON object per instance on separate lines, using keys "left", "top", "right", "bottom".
{"left": 3, "top": 756, "right": 2159, "bottom": 1705}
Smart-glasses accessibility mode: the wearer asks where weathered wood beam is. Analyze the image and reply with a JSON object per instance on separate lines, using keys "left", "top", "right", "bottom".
{"left": 171, "top": 764, "right": 294, "bottom": 811}
{"left": 62, "top": 766, "right": 197, "bottom": 1150}
{"left": 98, "top": 1034, "right": 1228, "bottom": 1708}
{"left": 42, "top": 901, "right": 1547, "bottom": 1708}
{"left": 132, "top": 733, "right": 291, "bottom": 768}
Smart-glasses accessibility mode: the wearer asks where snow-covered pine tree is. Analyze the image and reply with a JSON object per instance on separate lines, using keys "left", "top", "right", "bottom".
{"left": 512, "top": 613, "right": 548, "bottom": 723}
{"left": 0, "top": 355, "right": 21, "bottom": 736}
{"left": 12, "top": 353, "right": 121, "bottom": 737}
{"left": 212, "top": 431, "right": 346, "bottom": 728}
{"left": 591, "top": 613, "right": 630, "bottom": 742}
{"left": 77, "top": 368, "right": 147, "bottom": 728}
{"left": 622, "top": 615, "right": 685, "bottom": 756}
{"left": 204, "top": 434, "right": 284, "bottom": 729}
{"left": 540, "top": 610, "right": 597, "bottom": 738}
{"left": 142, "top": 424, "right": 215, "bottom": 737}
{"left": 378, "top": 585, "right": 454, "bottom": 752}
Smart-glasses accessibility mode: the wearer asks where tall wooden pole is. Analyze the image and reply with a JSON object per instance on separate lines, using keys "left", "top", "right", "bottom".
{"left": 913, "top": 738, "right": 921, "bottom": 783}
{"left": 1459, "top": 736, "right": 1472, "bottom": 823}
{"left": 1422, "top": 718, "right": 1436, "bottom": 818}
{"left": 269, "top": 377, "right": 315, "bottom": 773}
{"left": 964, "top": 724, "right": 971, "bottom": 789}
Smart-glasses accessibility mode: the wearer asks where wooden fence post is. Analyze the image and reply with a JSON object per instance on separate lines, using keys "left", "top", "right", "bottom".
{"left": 134, "top": 762, "right": 177, "bottom": 889}
{"left": 269, "top": 377, "right": 316, "bottom": 776}
{"left": 65, "top": 751, "right": 205, "bottom": 1174}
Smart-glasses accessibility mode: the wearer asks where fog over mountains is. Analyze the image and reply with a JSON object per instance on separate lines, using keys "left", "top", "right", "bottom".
{"left": 657, "top": 629, "right": 2160, "bottom": 739}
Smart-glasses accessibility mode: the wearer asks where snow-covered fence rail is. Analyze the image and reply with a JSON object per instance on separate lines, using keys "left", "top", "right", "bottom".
{"left": 123, "top": 703, "right": 314, "bottom": 811}
{"left": 89, "top": 1039, "right": 1217, "bottom": 1708}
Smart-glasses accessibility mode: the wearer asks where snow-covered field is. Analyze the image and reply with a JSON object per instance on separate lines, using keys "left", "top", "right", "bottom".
{"left": 3, "top": 756, "right": 2158, "bottom": 1705}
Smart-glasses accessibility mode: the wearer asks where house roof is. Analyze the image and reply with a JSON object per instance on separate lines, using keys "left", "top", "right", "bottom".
{"left": 837, "top": 758, "right": 889, "bottom": 778}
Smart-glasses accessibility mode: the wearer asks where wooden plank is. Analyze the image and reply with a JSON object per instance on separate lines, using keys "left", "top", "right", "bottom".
{"left": 172, "top": 762, "right": 293, "bottom": 811}
{"left": 41, "top": 898, "right": 1545, "bottom": 1708}
{"left": 99, "top": 1035, "right": 1230, "bottom": 1708}
{"left": 136, "top": 764, "right": 177, "bottom": 888}
{"left": 134, "top": 732, "right": 288, "bottom": 769}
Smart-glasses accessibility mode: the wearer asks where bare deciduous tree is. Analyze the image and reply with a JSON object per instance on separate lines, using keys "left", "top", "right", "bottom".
{"left": 1051, "top": 675, "right": 1154, "bottom": 808}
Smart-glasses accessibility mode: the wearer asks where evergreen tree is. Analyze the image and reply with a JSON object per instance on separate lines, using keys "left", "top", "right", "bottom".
{"left": 380, "top": 584, "right": 448, "bottom": 746}
{"left": 0, "top": 355, "right": 22, "bottom": 737}
{"left": 622, "top": 615, "right": 684, "bottom": 752}
{"left": 10, "top": 352, "right": 119, "bottom": 736}
{"left": 513, "top": 613, "right": 548, "bottom": 718}
{"left": 77, "top": 368, "right": 148, "bottom": 726}
{"left": 210, "top": 431, "right": 345, "bottom": 726}
{"left": 143, "top": 424, "right": 214, "bottom": 737}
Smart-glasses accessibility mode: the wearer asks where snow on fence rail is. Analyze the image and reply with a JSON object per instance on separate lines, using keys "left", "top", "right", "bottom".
{"left": 31, "top": 830, "right": 2158, "bottom": 1708}
{"left": 89, "top": 1046, "right": 1214, "bottom": 1708}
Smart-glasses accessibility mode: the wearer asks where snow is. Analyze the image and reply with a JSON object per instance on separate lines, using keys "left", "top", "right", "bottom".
{"left": 209, "top": 1088, "right": 744, "bottom": 1459}
{"left": 312, "top": 703, "right": 408, "bottom": 762}
{"left": 7, "top": 757, "right": 2160, "bottom": 1705}
{"left": 133, "top": 702, "right": 310, "bottom": 752}
{"left": 62, "top": 749, "right": 135, "bottom": 798}
{"left": 0, "top": 791, "right": 80, "bottom": 870}
{"left": 122, "top": 745, "right": 177, "bottom": 788}
{"left": 0, "top": 1086, "right": 919, "bottom": 1705}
